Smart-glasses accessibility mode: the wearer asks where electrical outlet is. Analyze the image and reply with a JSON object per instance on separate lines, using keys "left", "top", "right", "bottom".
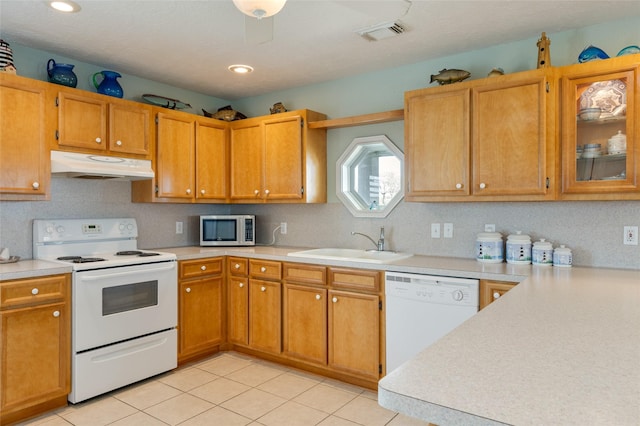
{"left": 623, "top": 226, "right": 638, "bottom": 245}
{"left": 175, "top": 221, "right": 183, "bottom": 234}
{"left": 444, "top": 223, "right": 453, "bottom": 238}
{"left": 280, "top": 222, "right": 287, "bottom": 234}
{"left": 431, "top": 223, "right": 441, "bottom": 238}
{"left": 484, "top": 224, "right": 496, "bottom": 232}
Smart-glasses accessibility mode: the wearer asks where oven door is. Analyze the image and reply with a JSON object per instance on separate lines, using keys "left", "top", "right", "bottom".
{"left": 73, "top": 261, "right": 177, "bottom": 352}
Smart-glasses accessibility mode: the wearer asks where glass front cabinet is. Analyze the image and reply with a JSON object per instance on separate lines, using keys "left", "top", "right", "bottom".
{"left": 560, "top": 55, "right": 640, "bottom": 199}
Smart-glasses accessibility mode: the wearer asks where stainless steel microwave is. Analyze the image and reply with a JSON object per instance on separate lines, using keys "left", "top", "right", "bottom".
{"left": 200, "top": 215, "right": 255, "bottom": 246}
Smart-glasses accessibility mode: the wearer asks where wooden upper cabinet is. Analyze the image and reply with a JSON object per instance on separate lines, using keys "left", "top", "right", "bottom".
{"left": 405, "top": 88, "right": 470, "bottom": 198}
{"left": 229, "top": 109, "right": 327, "bottom": 204}
{"left": 196, "top": 118, "right": 228, "bottom": 201}
{"left": 559, "top": 55, "right": 640, "bottom": 200}
{"left": 0, "top": 74, "right": 51, "bottom": 200}
{"left": 472, "top": 70, "right": 553, "bottom": 198}
{"left": 156, "top": 111, "right": 195, "bottom": 199}
{"left": 264, "top": 115, "right": 303, "bottom": 200}
{"left": 56, "top": 89, "right": 151, "bottom": 158}
{"left": 404, "top": 68, "right": 554, "bottom": 202}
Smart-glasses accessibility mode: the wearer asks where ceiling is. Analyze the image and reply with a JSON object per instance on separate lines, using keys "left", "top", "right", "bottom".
{"left": 0, "top": 1, "right": 637, "bottom": 100}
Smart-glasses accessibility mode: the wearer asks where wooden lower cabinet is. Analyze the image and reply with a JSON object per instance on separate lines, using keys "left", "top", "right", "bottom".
{"left": 248, "top": 279, "right": 281, "bottom": 354}
{"left": 328, "top": 289, "right": 380, "bottom": 380}
{"left": 178, "top": 258, "right": 224, "bottom": 363}
{"left": 0, "top": 274, "right": 71, "bottom": 425}
{"left": 479, "top": 280, "right": 518, "bottom": 310}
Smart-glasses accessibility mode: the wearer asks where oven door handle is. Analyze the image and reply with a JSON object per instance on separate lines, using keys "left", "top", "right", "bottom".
{"left": 79, "top": 263, "right": 176, "bottom": 281}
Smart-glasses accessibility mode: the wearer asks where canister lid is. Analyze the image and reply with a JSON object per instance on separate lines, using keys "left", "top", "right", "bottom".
{"left": 533, "top": 238, "right": 553, "bottom": 250}
{"left": 554, "top": 244, "right": 572, "bottom": 254}
{"left": 610, "top": 130, "right": 626, "bottom": 143}
{"left": 507, "top": 231, "right": 530, "bottom": 242}
{"left": 476, "top": 232, "right": 502, "bottom": 241}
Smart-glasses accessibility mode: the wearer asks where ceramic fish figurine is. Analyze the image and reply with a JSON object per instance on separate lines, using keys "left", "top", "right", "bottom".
{"left": 430, "top": 68, "right": 470, "bottom": 85}
{"left": 487, "top": 67, "right": 504, "bottom": 77}
{"left": 616, "top": 45, "right": 640, "bottom": 56}
{"left": 578, "top": 45, "right": 609, "bottom": 63}
{"left": 270, "top": 102, "right": 287, "bottom": 114}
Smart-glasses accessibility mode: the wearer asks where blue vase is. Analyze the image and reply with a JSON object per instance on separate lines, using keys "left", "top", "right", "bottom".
{"left": 93, "top": 70, "right": 123, "bottom": 98}
{"left": 47, "top": 59, "right": 78, "bottom": 88}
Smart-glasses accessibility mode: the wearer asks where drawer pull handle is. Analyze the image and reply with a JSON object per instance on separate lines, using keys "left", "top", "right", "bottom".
{"left": 261, "top": 266, "right": 267, "bottom": 273}
{"left": 234, "top": 263, "right": 241, "bottom": 269}
{"left": 239, "top": 282, "right": 244, "bottom": 288}
{"left": 32, "top": 181, "right": 40, "bottom": 190}
{"left": 493, "top": 292, "right": 500, "bottom": 299}
{"left": 186, "top": 287, "right": 191, "bottom": 293}
{"left": 479, "top": 182, "right": 487, "bottom": 189}
{"left": 254, "top": 190, "right": 260, "bottom": 195}
{"left": 315, "top": 294, "right": 321, "bottom": 300}
{"left": 261, "top": 286, "right": 266, "bottom": 292}
{"left": 116, "top": 140, "right": 122, "bottom": 146}
{"left": 332, "top": 297, "right": 338, "bottom": 303}
{"left": 455, "top": 183, "right": 463, "bottom": 189}
{"left": 264, "top": 189, "right": 270, "bottom": 195}
{"left": 53, "top": 310, "right": 60, "bottom": 318}
{"left": 95, "top": 137, "right": 102, "bottom": 144}
{"left": 186, "top": 188, "right": 192, "bottom": 195}
{"left": 31, "top": 288, "right": 39, "bottom": 295}
{"left": 201, "top": 265, "right": 207, "bottom": 271}
{"left": 200, "top": 189, "right": 206, "bottom": 195}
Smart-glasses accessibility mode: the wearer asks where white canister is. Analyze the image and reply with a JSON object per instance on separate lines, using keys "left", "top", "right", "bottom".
{"left": 607, "top": 130, "right": 627, "bottom": 155}
{"left": 506, "top": 232, "right": 531, "bottom": 264}
{"left": 475, "top": 232, "right": 503, "bottom": 263}
{"left": 553, "top": 245, "right": 573, "bottom": 267}
{"left": 532, "top": 239, "right": 553, "bottom": 266}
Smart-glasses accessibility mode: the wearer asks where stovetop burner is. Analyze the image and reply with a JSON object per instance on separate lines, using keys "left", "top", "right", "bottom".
{"left": 116, "top": 251, "right": 161, "bottom": 257}
{"left": 57, "top": 256, "right": 106, "bottom": 263}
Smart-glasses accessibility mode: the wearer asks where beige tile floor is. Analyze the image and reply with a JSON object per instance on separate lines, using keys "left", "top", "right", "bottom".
{"left": 19, "top": 352, "right": 428, "bottom": 426}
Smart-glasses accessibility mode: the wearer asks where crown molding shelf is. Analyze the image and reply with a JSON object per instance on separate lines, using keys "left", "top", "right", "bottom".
{"left": 307, "top": 109, "right": 404, "bottom": 129}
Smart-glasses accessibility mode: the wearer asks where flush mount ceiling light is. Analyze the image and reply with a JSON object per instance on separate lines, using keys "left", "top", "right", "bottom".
{"left": 228, "top": 64, "right": 254, "bottom": 74}
{"left": 232, "top": 0, "right": 287, "bottom": 19}
{"left": 48, "top": 0, "right": 81, "bottom": 13}
{"left": 356, "top": 21, "right": 406, "bottom": 42}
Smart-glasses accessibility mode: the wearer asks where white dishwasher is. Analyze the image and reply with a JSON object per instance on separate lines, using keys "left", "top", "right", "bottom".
{"left": 385, "top": 271, "right": 479, "bottom": 372}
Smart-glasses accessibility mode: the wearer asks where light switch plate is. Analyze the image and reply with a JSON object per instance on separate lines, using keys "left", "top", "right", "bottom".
{"left": 623, "top": 226, "right": 638, "bottom": 245}
{"left": 431, "top": 223, "right": 441, "bottom": 238}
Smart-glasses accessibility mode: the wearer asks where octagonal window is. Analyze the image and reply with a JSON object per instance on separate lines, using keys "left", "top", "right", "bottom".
{"left": 336, "top": 135, "right": 404, "bottom": 218}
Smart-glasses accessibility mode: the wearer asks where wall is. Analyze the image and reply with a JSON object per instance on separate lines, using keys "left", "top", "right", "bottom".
{"left": 1, "top": 17, "right": 639, "bottom": 269}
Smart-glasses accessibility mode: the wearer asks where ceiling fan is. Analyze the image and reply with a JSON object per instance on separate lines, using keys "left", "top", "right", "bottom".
{"left": 233, "top": 0, "right": 287, "bottom": 44}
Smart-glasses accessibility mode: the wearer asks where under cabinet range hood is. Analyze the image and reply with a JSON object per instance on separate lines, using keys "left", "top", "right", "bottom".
{"left": 51, "top": 150, "right": 154, "bottom": 180}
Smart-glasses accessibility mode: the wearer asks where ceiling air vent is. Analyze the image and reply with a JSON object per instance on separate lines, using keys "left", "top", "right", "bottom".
{"left": 356, "top": 21, "right": 406, "bottom": 42}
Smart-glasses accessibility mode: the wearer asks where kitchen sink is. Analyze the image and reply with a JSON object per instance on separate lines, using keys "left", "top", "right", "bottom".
{"left": 288, "top": 248, "right": 413, "bottom": 264}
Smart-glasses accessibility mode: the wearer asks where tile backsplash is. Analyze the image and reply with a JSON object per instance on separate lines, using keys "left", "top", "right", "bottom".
{"left": 1, "top": 178, "right": 638, "bottom": 270}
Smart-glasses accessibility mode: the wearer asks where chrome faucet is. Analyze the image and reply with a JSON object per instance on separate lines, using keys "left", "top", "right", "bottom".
{"left": 351, "top": 227, "right": 385, "bottom": 251}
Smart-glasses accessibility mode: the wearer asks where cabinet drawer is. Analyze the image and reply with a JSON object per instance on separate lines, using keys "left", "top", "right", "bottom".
{"left": 283, "top": 263, "right": 326, "bottom": 286}
{"left": 1, "top": 274, "right": 69, "bottom": 309}
{"left": 328, "top": 268, "right": 380, "bottom": 293}
{"left": 479, "top": 280, "right": 517, "bottom": 310}
{"left": 249, "top": 259, "right": 282, "bottom": 280}
{"left": 228, "top": 257, "right": 248, "bottom": 276}
{"left": 179, "top": 257, "right": 223, "bottom": 279}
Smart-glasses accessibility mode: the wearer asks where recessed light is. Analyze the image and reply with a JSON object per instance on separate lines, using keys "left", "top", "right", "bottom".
{"left": 49, "top": 1, "right": 81, "bottom": 13}
{"left": 228, "top": 64, "right": 254, "bottom": 74}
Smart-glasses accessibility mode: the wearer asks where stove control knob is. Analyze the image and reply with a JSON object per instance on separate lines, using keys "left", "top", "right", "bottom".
{"left": 31, "top": 288, "right": 39, "bottom": 295}
{"left": 119, "top": 223, "right": 125, "bottom": 230}
{"left": 127, "top": 223, "right": 134, "bottom": 231}
{"left": 56, "top": 226, "right": 65, "bottom": 234}
{"left": 452, "top": 290, "right": 464, "bottom": 301}
{"left": 46, "top": 226, "right": 54, "bottom": 234}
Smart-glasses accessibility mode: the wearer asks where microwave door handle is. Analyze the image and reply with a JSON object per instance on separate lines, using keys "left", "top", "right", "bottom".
{"left": 80, "top": 264, "right": 176, "bottom": 281}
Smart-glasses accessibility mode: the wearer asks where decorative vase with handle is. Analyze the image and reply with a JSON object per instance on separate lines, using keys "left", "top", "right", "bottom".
{"left": 47, "top": 59, "right": 78, "bottom": 87}
{"left": 92, "top": 70, "right": 123, "bottom": 98}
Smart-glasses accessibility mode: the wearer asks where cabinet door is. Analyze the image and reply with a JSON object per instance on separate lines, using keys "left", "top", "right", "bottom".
{"left": 479, "top": 280, "right": 517, "bottom": 310}
{"left": 57, "top": 91, "right": 108, "bottom": 152}
{"left": 405, "top": 88, "right": 470, "bottom": 198}
{"left": 472, "top": 71, "right": 552, "bottom": 196}
{"left": 179, "top": 276, "right": 223, "bottom": 361}
{"left": 196, "top": 119, "right": 228, "bottom": 200}
{"left": 263, "top": 115, "right": 303, "bottom": 200}
{"left": 283, "top": 284, "right": 327, "bottom": 364}
{"left": 109, "top": 102, "right": 150, "bottom": 156}
{"left": 230, "top": 123, "right": 263, "bottom": 200}
{"left": 228, "top": 276, "right": 249, "bottom": 345}
{"left": 249, "top": 279, "right": 281, "bottom": 354}
{"left": 328, "top": 290, "right": 379, "bottom": 380}
{"left": 0, "top": 75, "right": 49, "bottom": 198}
{"left": 561, "top": 58, "right": 638, "bottom": 197}
{"left": 0, "top": 302, "right": 69, "bottom": 417}
{"left": 156, "top": 112, "right": 195, "bottom": 199}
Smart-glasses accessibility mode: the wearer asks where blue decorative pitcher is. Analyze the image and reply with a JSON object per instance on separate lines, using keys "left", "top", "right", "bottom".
{"left": 92, "top": 70, "right": 123, "bottom": 98}
{"left": 47, "top": 59, "right": 77, "bottom": 87}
